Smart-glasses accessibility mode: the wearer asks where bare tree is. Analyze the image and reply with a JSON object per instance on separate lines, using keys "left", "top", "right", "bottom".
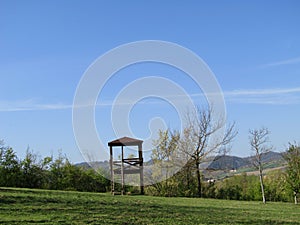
{"left": 249, "top": 127, "right": 272, "bottom": 204}
{"left": 179, "top": 107, "right": 237, "bottom": 197}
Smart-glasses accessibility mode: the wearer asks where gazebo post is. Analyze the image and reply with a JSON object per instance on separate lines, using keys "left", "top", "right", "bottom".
{"left": 110, "top": 145, "right": 114, "bottom": 195}
{"left": 138, "top": 143, "right": 144, "bottom": 195}
{"left": 121, "top": 145, "right": 124, "bottom": 195}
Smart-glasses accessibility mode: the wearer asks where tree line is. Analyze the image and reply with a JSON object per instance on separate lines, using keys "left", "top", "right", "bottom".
{"left": 146, "top": 161, "right": 294, "bottom": 202}
{"left": 146, "top": 107, "right": 300, "bottom": 204}
{"left": 0, "top": 140, "right": 110, "bottom": 192}
{"left": 1, "top": 107, "right": 299, "bottom": 204}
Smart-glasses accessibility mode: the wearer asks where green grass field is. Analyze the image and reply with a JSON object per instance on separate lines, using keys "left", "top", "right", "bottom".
{"left": 0, "top": 188, "right": 299, "bottom": 225}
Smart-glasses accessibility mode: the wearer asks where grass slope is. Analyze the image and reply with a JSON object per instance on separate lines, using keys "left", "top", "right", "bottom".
{"left": 0, "top": 188, "right": 299, "bottom": 225}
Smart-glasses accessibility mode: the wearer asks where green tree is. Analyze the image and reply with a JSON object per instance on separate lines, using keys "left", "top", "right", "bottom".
{"left": 284, "top": 143, "right": 300, "bottom": 204}
{"left": 0, "top": 142, "right": 21, "bottom": 187}
{"left": 150, "top": 129, "right": 180, "bottom": 196}
{"left": 48, "top": 151, "right": 69, "bottom": 190}
{"left": 202, "top": 180, "right": 216, "bottom": 198}
{"left": 173, "top": 162, "right": 198, "bottom": 197}
{"left": 20, "top": 148, "right": 46, "bottom": 188}
{"left": 264, "top": 170, "right": 289, "bottom": 202}
{"left": 215, "top": 174, "right": 261, "bottom": 201}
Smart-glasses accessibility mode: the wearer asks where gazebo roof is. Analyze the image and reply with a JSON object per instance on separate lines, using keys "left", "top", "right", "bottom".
{"left": 108, "top": 136, "right": 143, "bottom": 146}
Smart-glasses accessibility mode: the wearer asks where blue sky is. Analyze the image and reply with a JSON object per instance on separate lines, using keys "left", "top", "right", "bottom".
{"left": 0, "top": 1, "right": 300, "bottom": 162}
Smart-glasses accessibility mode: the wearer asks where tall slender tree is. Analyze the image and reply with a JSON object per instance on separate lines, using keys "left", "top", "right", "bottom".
{"left": 249, "top": 127, "right": 272, "bottom": 204}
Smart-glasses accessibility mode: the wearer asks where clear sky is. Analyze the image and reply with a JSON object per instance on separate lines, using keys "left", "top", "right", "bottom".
{"left": 0, "top": 0, "right": 300, "bottom": 163}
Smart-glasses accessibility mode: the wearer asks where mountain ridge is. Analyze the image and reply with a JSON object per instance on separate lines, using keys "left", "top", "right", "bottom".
{"left": 76, "top": 151, "right": 285, "bottom": 172}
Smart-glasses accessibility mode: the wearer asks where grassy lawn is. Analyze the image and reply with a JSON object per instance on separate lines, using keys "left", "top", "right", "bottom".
{"left": 0, "top": 187, "right": 299, "bottom": 224}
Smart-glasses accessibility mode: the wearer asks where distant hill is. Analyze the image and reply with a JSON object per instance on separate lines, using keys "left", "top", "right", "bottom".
{"left": 244, "top": 151, "right": 284, "bottom": 164}
{"left": 207, "top": 151, "right": 285, "bottom": 171}
{"left": 76, "top": 161, "right": 110, "bottom": 171}
{"left": 206, "top": 155, "right": 248, "bottom": 171}
{"left": 76, "top": 151, "right": 286, "bottom": 179}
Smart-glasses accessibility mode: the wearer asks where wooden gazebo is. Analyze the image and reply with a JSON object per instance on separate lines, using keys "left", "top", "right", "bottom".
{"left": 108, "top": 137, "right": 144, "bottom": 195}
